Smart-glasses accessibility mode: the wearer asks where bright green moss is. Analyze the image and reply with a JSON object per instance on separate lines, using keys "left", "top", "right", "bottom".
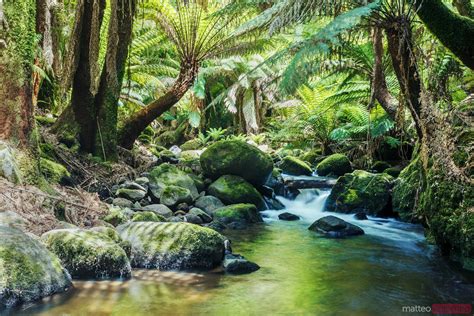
{"left": 316, "top": 154, "right": 352, "bottom": 177}
{"left": 40, "top": 158, "right": 70, "bottom": 183}
{"left": 208, "top": 175, "right": 265, "bottom": 210}
{"left": 280, "top": 156, "right": 313, "bottom": 176}
{"left": 103, "top": 208, "right": 129, "bottom": 227}
{"left": 132, "top": 212, "right": 165, "bottom": 222}
{"left": 213, "top": 204, "right": 262, "bottom": 224}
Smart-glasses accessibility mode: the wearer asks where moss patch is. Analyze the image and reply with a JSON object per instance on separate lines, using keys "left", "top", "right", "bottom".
{"left": 208, "top": 175, "right": 265, "bottom": 210}
{"left": 280, "top": 156, "right": 313, "bottom": 176}
{"left": 316, "top": 154, "right": 352, "bottom": 177}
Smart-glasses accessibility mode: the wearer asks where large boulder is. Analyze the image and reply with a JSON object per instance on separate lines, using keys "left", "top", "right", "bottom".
{"left": 208, "top": 175, "right": 265, "bottom": 210}
{"left": 0, "top": 226, "right": 71, "bottom": 308}
{"left": 0, "top": 211, "right": 28, "bottom": 230}
{"left": 148, "top": 164, "right": 199, "bottom": 204}
{"left": 41, "top": 229, "right": 132, "bottom": 279}
{"left": 325, "top": 170, "right": 394, "bottom": 217}
{"left": 194, "top": 196, "right": 225, "bottom": 216}
{"left": 308, "top": 216, "right": 364, "bottom": 237}
{"left": 200, "top": 140, "right": 273, "bottom": 185}
{"left": 117, "top": 222, "right": 225, "bottom": 270}
{"left": 279, "top": 156, "right": 312, "bottom": 176}
{"left": 316, "top": 154, "right": 352, "bottom": 177}
{"left": 213, "top": 204, "right": 263, "bottom": 226}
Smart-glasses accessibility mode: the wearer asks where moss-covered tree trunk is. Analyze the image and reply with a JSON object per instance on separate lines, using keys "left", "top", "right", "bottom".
{"left": 0, "top": 0, "right": 37, "bottom": 145}
{"left": 413, "top": 0, "right": 474, "bottom": 69}
{"left": 118, "top": 61, "right": 198, "bottom": 149}
{"left": 94, "top": 0, "right": 136, "bottom": 160}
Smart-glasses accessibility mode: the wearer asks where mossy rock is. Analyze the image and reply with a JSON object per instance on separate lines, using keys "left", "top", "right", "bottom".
{"left": 155, "top": 130, "right": 183, "bottom": 148}
{"left": 200, "top": 140, "right": 273, "bottom": 186}
{"left": 280, "top": 156, "right": 313, "bottom": 176}
{"left": 160, "top": 185, "right": 193, "bottom": 207}
{"left": 148, "top": 163, "right": 199, "bottom": 203}
{"left": 371, "top": 161, "right": 391, "bottom": 173}
{"left": 194, "top": 196, "right": 225, "bottom": 216}
{"left": 213, "top": 204, "right": 263, "bottom": 225}
{"left": 117, "top": 222, "right": 225, "bottom": 270}
{"left": 181, "top": 139, "right": 203, "bottom": 151}
{"left": 301, "top": 148, "right": 322, "bottom": 165}
{"left": 39, "top": 158, "right": 70, "bottom": 184}
{"left": 132, "top": 211, "right": 165, "bottom": 222}
{"left": 0, "top": 211, "right": 28, "bottom": 231}
{"left": 208, "top": 175, "right": 265, "bottom": 210}
{"left": 116, "top": 188, "right": 146, "bottom": 202}
{"left": 392, "top": 157, "right": 425, "bottom": 222}
{"left": 103, "top": 207, "right": 130, "bottom": 227}
{"left": 188, "top": 173, "right": 206, "bottom": 192}
{"left": 0, "top": 142, "right": 22, "bottom": 183}
{"left": 325, "top": 170, "right": 394, "bottom": 216}
{"left": 316, "top": 154, "right": 352, "bottom": 177}
{"left": 0, "top": 226, "right": 72, "bottom": 308}
{"left": 41, "top": 229, "right": 132, "bottom": 279}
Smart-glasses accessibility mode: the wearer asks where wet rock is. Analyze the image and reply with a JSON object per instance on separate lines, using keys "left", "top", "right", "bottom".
{"left": 0, "top": 226, "right": 72, "bottom": 308}
{"left": 223, "top": 254, "right": 260, "bottom": 274}
{"left": 354, "top": 212, "right": 368, "bottom": 220}
{"left": 195, "top": 196, "right": 225, "bottom": 216}
{"left": 200, "top": 140, "right": 273, "bottom": 185}
{"left": 325, "top": 170, "right": 394, "bottom": 217}
{"left": 264, "top": 196, "right": 285, "bottom": 210}
{"left": 280, "top": 156, "right": 313, "bottom": 176}
{"left": 41, "top": 229, "right": 132, "bottom": 279}
{"left": 141, "top": 204, "right": 173, "bottom": 218}
{"left": 116, "top": 188, "right": 147, "bottom": 202}
{"left": 308, "top": 216, "right": 364, "bottom": 237}
{"left": 205, "top": 221, "right": 227, "bottom": 232}
{"left": 213, "top": 204, "right": 263, "bottom": 228}
{"left": 184, "top": 214, "right": 203, "bottom": 225}
{"left": 117, "top": 222, "right": 225, "bottom": 270}
{"left": 208, "top": 175, "right": 265, "bottom": 210}
{"left": 278, "top": 212, "right": 300, "bottom": 221}
{"left": 112, "top": 197, "right": 134, "bottom": 208}
{"left": 188, "top": 208, "right": 213, "bottom": 223}
{"left": 316, "top": 154, "right": 352, "bottom": 177}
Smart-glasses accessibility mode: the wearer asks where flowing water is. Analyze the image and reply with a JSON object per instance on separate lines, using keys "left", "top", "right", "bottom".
{"left": 12, "top": 176, "right": 474, "bottom": 316}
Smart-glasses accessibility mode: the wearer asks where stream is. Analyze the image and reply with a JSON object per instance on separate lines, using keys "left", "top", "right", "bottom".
{"left": 12, "top": 175, "right": 474, "bottom": 315}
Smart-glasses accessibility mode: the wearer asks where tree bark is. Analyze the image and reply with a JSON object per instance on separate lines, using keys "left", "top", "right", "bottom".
{"left": 385, "top": 25, "right": 424, "bottom": 140}
{"left": 69, "top": 0, "right": 105, "bottom": 153}
{"left": 371, "top": 27, "right": 398, "bottom": 120}
{"left": 118, "top": 62, "right": 198, "bottom": 149}
{"left": 94, "top": 0, "right": 136, "bottom": 160}
{"left": 413, "top": 0, "right": 474, "bottom": 70}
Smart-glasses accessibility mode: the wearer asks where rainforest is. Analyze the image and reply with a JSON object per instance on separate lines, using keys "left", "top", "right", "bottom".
{"left": 0, "top": 0, "right": 473, "bottom": 315}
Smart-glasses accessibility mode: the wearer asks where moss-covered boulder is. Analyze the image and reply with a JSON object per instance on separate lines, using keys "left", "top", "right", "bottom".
{"left": 280, "top": 156, "right": 313, "bottom": 176}
{"left": 41, "top": 229, "right": 132, "bottom": 279}
{"left": 0, "top": 211, "right": 27, "bottom": 231}
{"left": 392, "top": 157, "right": 424, "bottom": 222}
{"left": 103, "top": 207, "right": 130, "bottom": 227}
{"left": 213, "top": 204, "right": 263, "bottom": 226}
{"left": 316, "top": 154, "right": 352, "bottom": 177}
{"left": 181, "top": 139, "right": 203, "bottom": 151}
{"left": 39, "top": 158, "right": 70, "bottom": 184}
{"left": 301, "top": 148, "right": 323, "bottom": 165}
{"left": 148, "top": 163, "right": 199, "bottom": 204}
{"left": 131, "top": 212, "right": 165, "bottom": 222}
{"left": 200, "top": 140, "right": 273, "bottom": 185}
{"left": 325, "top": 170, "right": 394, "bottom": 216}
{"left": 0, "top": 226, "right": 71, "bottom": 308}
{"left": 208, "top": 175, "right": 265, "bottom": 210}
{"left": 371, "top": 161, "right": 391, "bottom": 173}
{"left": 117, "top": 222, "right": 225, "bottom": 270}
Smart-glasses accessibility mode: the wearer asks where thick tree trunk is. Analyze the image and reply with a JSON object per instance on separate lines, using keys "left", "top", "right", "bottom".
{"left": 413, "top": 0, "right": 474, "bottom": 69}
{"left": 94, "top": 0, "right": 136, "bottom": 160}
{"left": 118, "top": 62, "right": 198, "bottom": 149}
{"left": 385, "top": 26, "right": 424, "bottom": 140}
{"left": 371, "top": 27, "right": 398, "bottom": 120}
{"left": 0, "top": 0, "right": 36, "bottom": 145}
{"left": 69, "top": 0, "right": 105, "bottom": 153}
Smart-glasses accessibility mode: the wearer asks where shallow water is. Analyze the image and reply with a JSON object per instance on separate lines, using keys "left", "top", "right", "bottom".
{"left": 12, "top": 185, "right": 474, "bottom": 316}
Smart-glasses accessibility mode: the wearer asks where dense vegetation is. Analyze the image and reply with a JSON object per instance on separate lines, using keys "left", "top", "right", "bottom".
{"left": 0, "top": 0, "right": 473, "bottom": 312}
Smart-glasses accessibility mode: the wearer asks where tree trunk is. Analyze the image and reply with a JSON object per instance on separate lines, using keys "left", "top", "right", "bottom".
{"left": 371, "top": 27, "right": 398, "bottom": 120}
{"left": 385, "top": 26, "right": 424, "bottom": 140}
{"left": 118, "top": 62, "right": 198, "bottom": 149}
{"left": 413, "top": 0, "right": 474, "bottom": 69}
{"left": 94, "top": 0, "right": 136, "bottom": 160}
{"left": 0, "top": 0, "right": 36, "bottom": 145}
{"left": 69, "top": 0, "right": 105, "bottom": 153}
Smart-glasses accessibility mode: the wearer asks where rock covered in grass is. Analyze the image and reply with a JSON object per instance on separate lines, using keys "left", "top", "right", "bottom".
{"left": 117, "top": 222, "right": 225, "bottom": 270}
{"left": 223, "top": 253, "right": 260, "bottom": 274}
{"left": 308, "top": 216, "right": 364, "bottom": 237}
{"left": 279, "top": 156, "right": 313, "bottom": 176}
{"left": 200, "top": 140, "right": 273, "bottom": 185}
{"left": 194, "top": 196, "right": 225, "bottom": 215}
{"left": 213, "top": 204, "right": 263, "bottom": 227}
{"left": 0, "top": 226, "right": 72, "bottom": 308}
{"left": 325, "top": 170, "right": 394, "bottom": 217}
{"left": 208, "top": 175, "right": 265, "bottom": 210}
{"left": 316, "top": 154, "right": 352, "bottom": 177}
{"left": 41, "top": 229, "right": 132, "bottom": 279}
{"left": 148, "top": 163, "right": 199, "bottom": 204}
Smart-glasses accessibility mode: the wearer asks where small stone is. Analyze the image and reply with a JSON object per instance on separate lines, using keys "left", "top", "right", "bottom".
{"left": 141, "top": 204, "right": 173, "bottom": 218}
{"left": 308, "top": 216, "right": 364, "bottom": 238}
{"left": 184, "top": 214, "right": 203, "bottom": 225}
{"left": 112, "top": 197, "right": 134, "bottom": 208}
{"left": 188, "top": 208, "right": 213, "bottom": 223}
{"left": 223, "top": 254, "right": 260, "bottom": 274}
{"left": 354, "top": 212, "right": 368, "bottom": 220}
{"left": 174, "top": 210, "right": 187, "bottom": 216}
{"left": 116, "top": 188, "right": 147, "bottom": 202}
{"left": 176, "top": 202, "right": 190, "bottom": 212}
{"left": 278, "top": 212, "right": 300, "bottom": 221}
